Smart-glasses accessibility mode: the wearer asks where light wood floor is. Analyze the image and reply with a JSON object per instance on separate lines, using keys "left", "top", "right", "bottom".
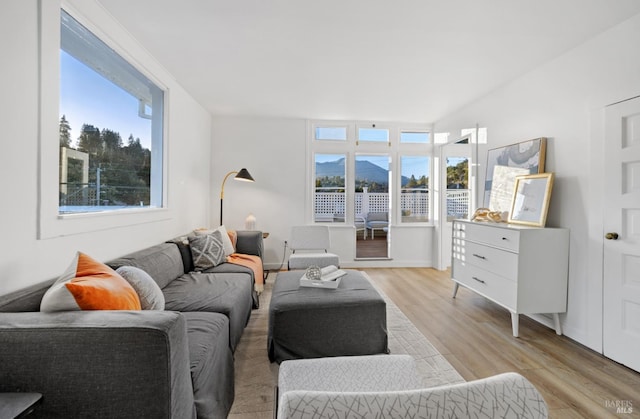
{"left": 364, "top": 267, "right": 640, "bottom": 419}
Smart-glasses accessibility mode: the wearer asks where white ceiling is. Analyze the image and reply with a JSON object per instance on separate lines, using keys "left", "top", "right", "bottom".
{"left": 96, "top": 0, "right": 640, "bottom": 123}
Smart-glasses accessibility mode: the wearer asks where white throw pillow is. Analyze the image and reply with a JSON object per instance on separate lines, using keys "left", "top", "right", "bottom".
{"left": 116, "top": 266, "right": 165, "bottom": 310}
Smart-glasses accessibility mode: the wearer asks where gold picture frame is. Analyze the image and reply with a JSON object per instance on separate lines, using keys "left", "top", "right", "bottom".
{"left": 508, "top": 173, "right": 554, "bottom": 227}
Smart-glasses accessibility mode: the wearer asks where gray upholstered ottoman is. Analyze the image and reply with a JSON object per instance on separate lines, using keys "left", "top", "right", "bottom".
{"left": 268, "top": 270, "right": 388, "bottom": 363}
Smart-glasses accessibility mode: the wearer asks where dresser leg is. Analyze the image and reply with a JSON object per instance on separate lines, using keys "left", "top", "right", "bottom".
{"left": 511, "top": 313, "right": 519, "bottom": 337}
{"left": 553, "top": 313, "right": 563, "bottom": 335}
{"left": 452, "top": 283, "right": 459, "bottom": 298}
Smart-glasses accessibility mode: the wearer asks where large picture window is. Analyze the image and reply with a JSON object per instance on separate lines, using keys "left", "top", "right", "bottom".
{"left": 59, "top": 10, "right": 164, "bottom": 214}
{"left": 311, "top": 122, "right": 433, "bottom": 225}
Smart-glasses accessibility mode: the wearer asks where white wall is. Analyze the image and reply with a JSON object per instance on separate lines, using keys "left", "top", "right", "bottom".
{"left": 0, "top": 0, "right": 212, "bottom": 295}
{"left": 435, "top": 13, "right": 640, "bottom": 352}
{"left": 210, "top": 116, "right": 307, "bottom": 269}
{"left": 210, "top": 116, "right": 435, "bottom": 270}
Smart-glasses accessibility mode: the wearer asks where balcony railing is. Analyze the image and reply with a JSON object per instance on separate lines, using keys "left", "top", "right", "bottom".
{"left": 59, "top": 182, "right": 150, "bottom": 213}
{"left": 314, "top": 189, "right": 470, "bottom": 221}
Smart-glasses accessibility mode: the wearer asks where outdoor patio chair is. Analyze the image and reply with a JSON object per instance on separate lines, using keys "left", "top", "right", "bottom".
{"left": 335, "top": 213, "right": 367, "bottom": 240}
{"left": 366, "top": 212, "right": 389, "bottom": 239}
{"left": 355, "top": 214, "right": 367, "bottom": 239}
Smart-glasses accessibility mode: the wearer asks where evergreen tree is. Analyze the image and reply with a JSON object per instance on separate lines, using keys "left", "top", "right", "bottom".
{"left": 61, "top": 124, "right": 153, "bottom": 206}
{"left": 77, "top": 124, "right": 102, "bottom": 156}
{"left": 446, "top": 159, "right": 469, "bottom": 188}
{"left": 59, "top": 115, "right": 72, "bottom": 148}
{"left": 406, "top": 175, "right": 418, "bottom": 188}
{"left": 101, "top": 129, "right": 122, "bottom": 154}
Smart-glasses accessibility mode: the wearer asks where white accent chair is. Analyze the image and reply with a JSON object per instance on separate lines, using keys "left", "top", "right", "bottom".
{"left": 276, "top": 355, "right": 548, "bottom": 419}
{"left": 366, "top": 211, "right": 389, "bottom": 239}
{"left": 287, "top": 226, "right": 340, "bottom": 270}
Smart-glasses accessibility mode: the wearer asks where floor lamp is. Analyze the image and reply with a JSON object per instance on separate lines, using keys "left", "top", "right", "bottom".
{"left": 220, "top": 168, "right": 254, "bottom": 225}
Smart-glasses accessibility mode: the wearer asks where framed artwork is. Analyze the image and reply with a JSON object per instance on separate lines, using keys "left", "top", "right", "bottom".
{"left": 508, "top": 173, "right": 554, "bottom": 227}
{"left": 488, "top": 165, "right": 529, "bottom": 214}
{"left": 484, "top": 137, "right": 547, "bottom": 208}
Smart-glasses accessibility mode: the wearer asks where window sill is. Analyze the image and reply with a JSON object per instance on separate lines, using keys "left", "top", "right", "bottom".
{"left": 39, "top": 206, "right": 172, "bottom": 240}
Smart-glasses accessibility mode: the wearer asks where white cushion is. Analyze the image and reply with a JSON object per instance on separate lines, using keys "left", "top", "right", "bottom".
{"left": 288, "top": 253, "right": 339, "bottom": 270}
{"left": 279, "top": 355, "right": 423, "bottom": 394}
{"left": 278, "top": 369, "right": 548, "bottom": 419}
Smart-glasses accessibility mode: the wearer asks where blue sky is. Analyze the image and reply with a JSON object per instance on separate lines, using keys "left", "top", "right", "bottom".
{"left": 447, "top": 157, "right": 467, "bottom": 167}
{"left": 60, "top": 51, "right": 152, "bottom": 149}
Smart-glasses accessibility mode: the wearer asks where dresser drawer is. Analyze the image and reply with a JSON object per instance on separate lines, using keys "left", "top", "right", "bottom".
{"left": 453, "top": 221, "right": 520, "bottom": 252}
{"left": 452, "top": 259, "right": 517, "bottom": 310}
{"left": 453, "top": 239, "right": 518, "bottom": 279}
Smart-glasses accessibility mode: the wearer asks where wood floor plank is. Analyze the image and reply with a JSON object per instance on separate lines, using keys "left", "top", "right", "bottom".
{"left": 364, "top": 267, "right": 640, "bottom": 419}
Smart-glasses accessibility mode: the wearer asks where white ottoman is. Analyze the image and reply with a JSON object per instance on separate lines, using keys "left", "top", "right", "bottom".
{"left": 278, "top": 355, "right": 423, "bottom": 395}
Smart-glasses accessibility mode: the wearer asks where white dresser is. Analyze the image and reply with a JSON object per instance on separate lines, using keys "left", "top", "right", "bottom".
{"left": 451, "top": 219, "right": 569, "bottom": 337}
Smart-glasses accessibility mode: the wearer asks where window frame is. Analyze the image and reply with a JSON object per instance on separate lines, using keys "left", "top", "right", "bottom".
{"left": 38, "top": 2, "right": 170, "bottom": 239}
{"left": 307, "top": 120, "right": 434, "bottom": 227}
{"left": 396, "top": 125, "right": 433, "bottom": 225}
{"left": 400, "top": 129, "right": 431, "bottom": 144}
{"left": 356, "top": 123, "right": 391, "bottom": 145}
{"left": 312, "top": 121, "right": 351, "bottom": 142}
{"left": 399, "top": 154, "right": 431, "bottom": 223}
{"left": 59, "top": 9, "right": 165, "bottom": 214}
{"left": 313, "top": 152, "right": 347, "bottom": 223}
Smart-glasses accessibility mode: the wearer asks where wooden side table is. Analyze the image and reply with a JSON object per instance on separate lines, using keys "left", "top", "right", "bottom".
{"left": 0, "top": 393, "right": 42, "bottom": 418}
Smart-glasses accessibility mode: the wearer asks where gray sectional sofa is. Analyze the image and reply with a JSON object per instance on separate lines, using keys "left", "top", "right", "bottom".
{"left": 0, "top": 230, "right": 263, "bottom": 419}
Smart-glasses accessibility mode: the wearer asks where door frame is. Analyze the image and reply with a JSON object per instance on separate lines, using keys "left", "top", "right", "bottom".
{"left": 436, "top": 133, "right": 477, "bottom": 270}
{"left": 587, "top": 106, "right": 607, "bottom": 353}
{"left": 354, "top": 152, "right": 392, "bottom": 259}
{"left": 601, "top": 96, "right": 640, "bottom": 371}
{"left": 587, "top": 95, "right": 640, "bottom": 354}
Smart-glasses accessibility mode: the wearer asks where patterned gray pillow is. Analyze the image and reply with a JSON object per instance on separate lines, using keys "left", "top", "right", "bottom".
{"left": 189, "top": 230, "right": 226, "bottom": 270}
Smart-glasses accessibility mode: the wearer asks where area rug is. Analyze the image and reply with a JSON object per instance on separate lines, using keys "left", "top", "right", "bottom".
{"left": 228, "top": 271, "right": 464, "bottom": 418}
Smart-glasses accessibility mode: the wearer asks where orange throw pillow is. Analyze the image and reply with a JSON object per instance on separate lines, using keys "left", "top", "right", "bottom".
{"left": 41, "top": 252, "right": 141, "bottom": 311}
{"left": 227, "top": 229, "right": 238, "bottom": 252}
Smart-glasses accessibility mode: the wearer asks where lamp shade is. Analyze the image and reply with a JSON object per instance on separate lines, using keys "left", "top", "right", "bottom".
{"left": 234, "top": 168, "right": 254, "bottom": 182}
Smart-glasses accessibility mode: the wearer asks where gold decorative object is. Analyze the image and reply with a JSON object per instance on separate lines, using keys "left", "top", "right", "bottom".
{"left": 471, "top": 208, "right": 505, "bottom": 223}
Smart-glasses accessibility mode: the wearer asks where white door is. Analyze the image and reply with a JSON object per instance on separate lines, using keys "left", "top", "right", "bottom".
{"left": 603, "top": 96, "right": 640, "bottom": 372}
{"left": 439, "top": 143, "right": 472, "bottom": 269}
